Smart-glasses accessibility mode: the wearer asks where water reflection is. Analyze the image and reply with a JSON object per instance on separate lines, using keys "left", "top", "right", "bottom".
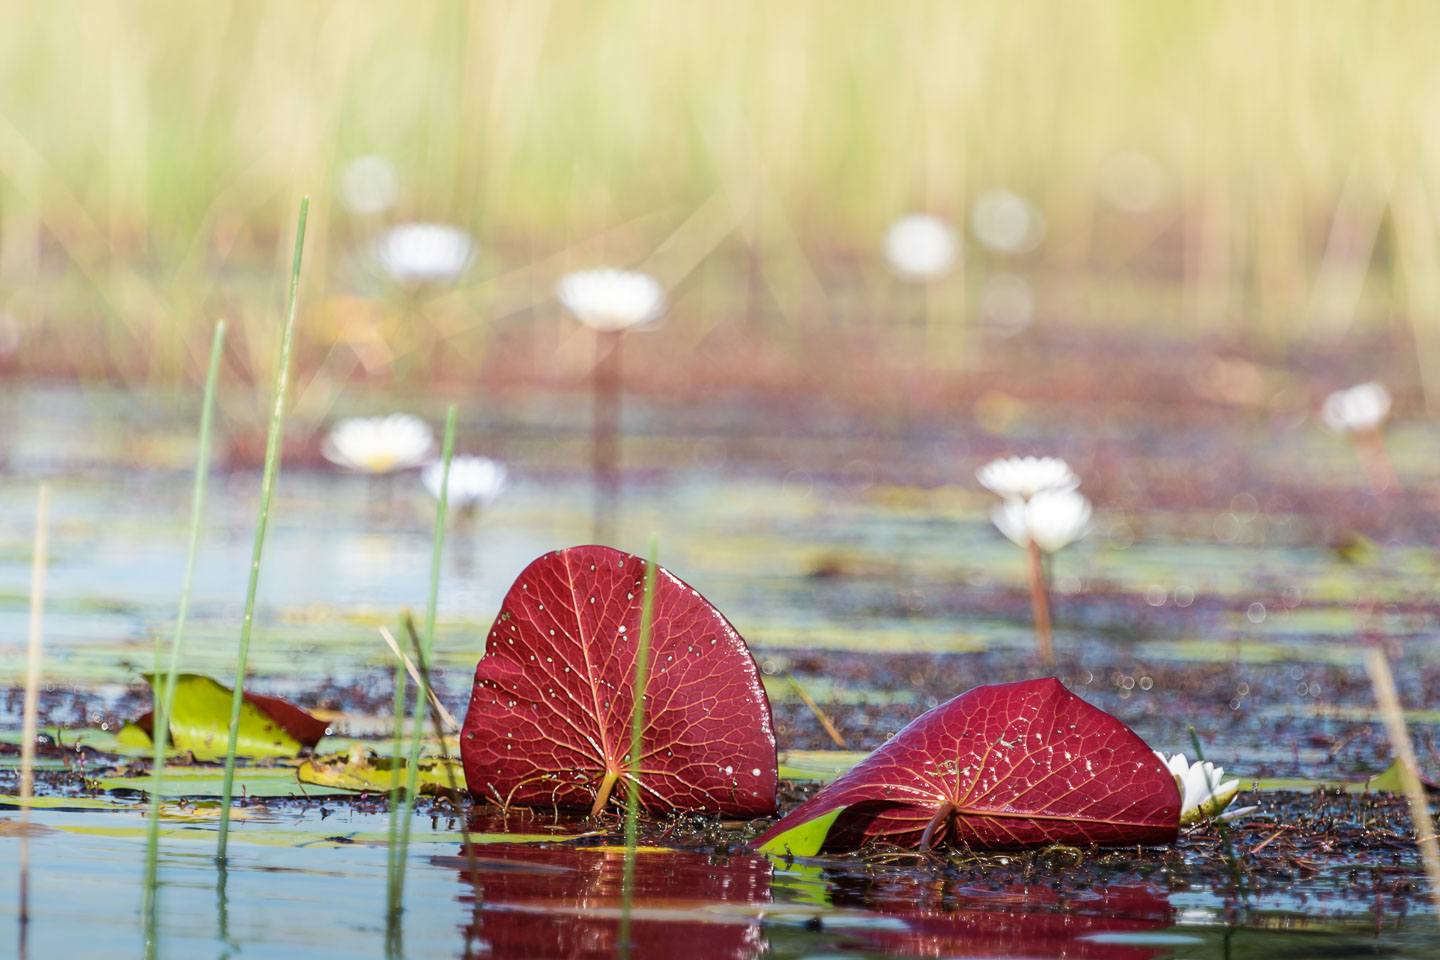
{"left": 447, "top": 843, "right": 1174, "bottom": 959}
{"left": 451, "top": 844, "right": 769, "bottom": 959}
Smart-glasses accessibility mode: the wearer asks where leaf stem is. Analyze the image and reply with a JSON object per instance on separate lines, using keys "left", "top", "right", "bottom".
{"left": 217, "top": 197, "right": 308, "bottom": 862}
{"left": 143, "top": 319, "right": 226, "bottom": 935}
{"left": 919, "top": 801, "right": 955, "bottom": 851}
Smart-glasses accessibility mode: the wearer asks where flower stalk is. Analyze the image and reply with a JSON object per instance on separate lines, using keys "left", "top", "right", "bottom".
{"left": 1354, "top": 426, "right": 1397, "bottom": 496}
{"left": 1025, "top": 539, "right": 1054, "bottom": 666}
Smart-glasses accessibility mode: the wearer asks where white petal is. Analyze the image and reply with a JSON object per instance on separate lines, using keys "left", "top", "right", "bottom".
{"left": 990, "top": 499, "right": 1030, "bottom": 548}
{"left": 884, "top": 213, "right": 959, "bottom": 280}
{"left": 557, "top": 269, "right": 665, "bottom": 332}
{"left": 1025, "top": 490, "right": 1092, "bottom": 554}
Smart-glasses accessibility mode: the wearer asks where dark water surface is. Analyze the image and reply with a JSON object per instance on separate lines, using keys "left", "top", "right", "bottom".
{"left": 3, "top": 383, "right": 1440, "bottom": 956}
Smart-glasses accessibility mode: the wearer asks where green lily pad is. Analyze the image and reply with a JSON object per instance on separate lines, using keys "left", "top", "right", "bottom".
{"left": 93, "top": 765, "right": 349, "bottom": 798}
{"left": 755, "top": 807, "right": 845, "bottom": 857}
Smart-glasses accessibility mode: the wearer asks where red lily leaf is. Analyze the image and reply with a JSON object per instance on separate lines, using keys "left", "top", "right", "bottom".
{"left": 461, "top": 545, "right": 778, "bottom": 817}
{"left": 754, "top": 678, "right": 1180, "bottom": 852}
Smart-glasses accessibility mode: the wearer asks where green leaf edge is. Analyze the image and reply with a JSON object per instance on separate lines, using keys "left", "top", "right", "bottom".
{"left": 755, "top": 806, "right": 846, "bottom": 857}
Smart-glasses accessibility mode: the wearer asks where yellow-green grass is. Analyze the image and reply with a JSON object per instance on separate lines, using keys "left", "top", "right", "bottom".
{"left": 0, "top": 2, "right": 1437, "bottom": 390}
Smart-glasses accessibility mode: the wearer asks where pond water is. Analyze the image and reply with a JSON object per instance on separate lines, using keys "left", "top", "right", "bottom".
{"left": 5, "top": 799, "right": 1440, "bottom": 960}
{"left": 3, "top": 381, "right": 1440, "bottom": 957}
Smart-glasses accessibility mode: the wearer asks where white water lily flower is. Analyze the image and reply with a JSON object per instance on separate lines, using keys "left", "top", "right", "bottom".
{"left": 377, "top": 223, "right": 476, "bottom": 286}
{"left": 1321, "top": 382, "right": 1390, "bottom": 434}
{"left": 423, "top": 455, "right": 508, "bottom": 509}
{"left": 991, "top": 488, "right": 1092, "bottom": 554}
{"left": 883, "top": 213, "right": 959, "bottom": 281}
{"left": 1156, "top": 750, "right": 1242, "bottom": 826}
{"left": 556, "top": 268, "right": 665, "bottom": 333}
{"left": 340, "top": 155, "right": 399, "bottom": 214}
{"left": 976, "top": 456, "right": 1079, "bottom": 500}
{"left": 322, "top": 415, "right": 434, "bottom": 474}
{"left": 970, "top": 189, "right": 1045, "bottom": 254}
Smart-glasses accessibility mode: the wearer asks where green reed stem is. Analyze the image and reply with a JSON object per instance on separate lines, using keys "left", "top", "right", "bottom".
{"left": 143, "top": 319, "right": 226, "bottom": 927}
{"left": 392, "top": 404, "right": 456, "bottom": 911}
{"left": 1188, "top": 725, "right": 1248, "bottom": 904}
{"left": 619, "top": 534, "right": 659, "bottom": 957}
{"left": 217, "top": 197, "right": 308, "bottom": 861}
{"left": 402, "top": 615, "right": 483, "bottom": 932}
{"left": 385, "top": 625, "right": 408, "bottom": 919}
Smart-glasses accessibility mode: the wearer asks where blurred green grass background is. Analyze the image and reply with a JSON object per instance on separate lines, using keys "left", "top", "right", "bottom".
{"left": 0, "top": 0, "right": 1437, "bottom": 396}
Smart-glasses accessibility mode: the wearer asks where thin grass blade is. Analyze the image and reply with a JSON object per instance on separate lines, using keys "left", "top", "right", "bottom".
{"left": 143, "top": 319, "right": 225, "bottom": 933}
{"left": 393, "top": 404, "right": 457, "bottom": 909}
{"left": 217, "top": 197, "right": 308, "bottom": 861}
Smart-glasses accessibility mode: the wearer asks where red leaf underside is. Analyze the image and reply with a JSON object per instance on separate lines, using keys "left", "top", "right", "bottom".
{"left": 461, "top": 545, "right": 778, "bottom": 817}
{"left": 755, "top": 678, "right": 1180, "bottom": 852}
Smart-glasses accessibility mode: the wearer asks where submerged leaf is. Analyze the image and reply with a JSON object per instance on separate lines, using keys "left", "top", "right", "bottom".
{"left": 297, "top": 749, "right": 461, "bottom": 794}
{"left": 461, "top": 544, "right": 778, "bottom": 817}
{"left": 94, "top": 766, "right": 351, "bottom": 798}
{"left": 127, "top": 674, "right": 329, "bottom": 759}
{"left": 754, "top": 678, "right": 1181, "bottom": 853}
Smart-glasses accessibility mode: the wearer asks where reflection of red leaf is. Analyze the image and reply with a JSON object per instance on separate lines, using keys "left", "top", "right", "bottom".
{"left": 852, "top": 881, "right": 1173, "bottom": 960}
{"left": 452, "top": 844, "right": 771, "bottom": 960}
{"left": 755, "top": 678, "right": 1180, "bottom": 851}
{"left": 461, "top": 545, "right": 778, "bottom": 816}
{"left": 446, "top": 845, "right": 1172, "bottom": 960}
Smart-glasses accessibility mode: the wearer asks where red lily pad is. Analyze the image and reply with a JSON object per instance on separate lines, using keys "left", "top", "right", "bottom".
{"left": 754, "top": 678, "right": 1180, "bottom": 852}
{"left": 460, "top": 545, "right": 778, "bottom": 817}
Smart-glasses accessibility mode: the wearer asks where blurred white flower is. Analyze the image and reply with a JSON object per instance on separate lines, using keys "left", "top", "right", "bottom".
{"left": 322, "top": 415, "right": 434, "bottom": 474}
{"left": 556, "top": 268, "right": 665, "bottom": 332}
{"left": 340, "top": 155, "right": 399, "bottom": 215}
{"left": 979, "top": 273, "right": 1034, "bottom": 335}
{"left": 977, "top": 456, "right": 1079, "bottom": 500}
{"left": 423, "top": 455, "right": 508, "bottom": 510}
{"left": 1155, "top": 750, "right": 1244, "bottom": 826}
{"left": 377, "top": 223, "right": 475, "bottom": 286}
{"left": 883, "top": 213, "right": 959, "bottom": 281}
{"left": 970, "top": 189, "right": 1045, "bottom": 254}
{"left": 1321, "top": 382, "right": 1390, "bottom": 434}
{"left": 991, "top": 488, "right": 1092, "bottom": 554}
{"left": 1097, "top": 151, "right": 1169, "bottom": 214}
